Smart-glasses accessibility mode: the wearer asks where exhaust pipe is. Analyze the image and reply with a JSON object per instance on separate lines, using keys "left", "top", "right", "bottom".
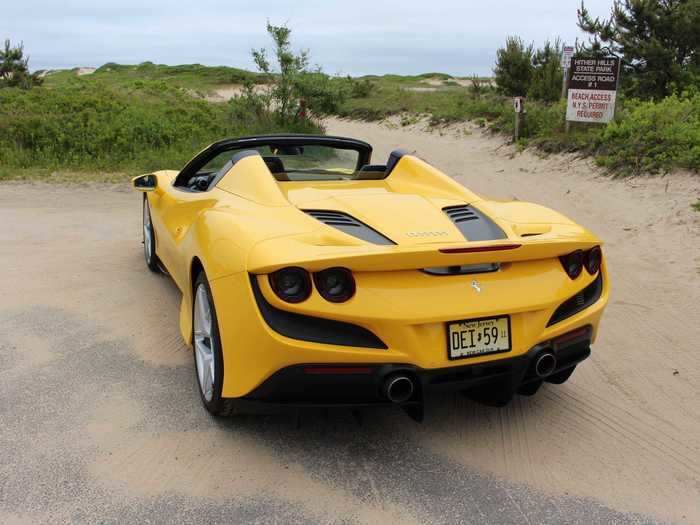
{"left": 383, "top": 374, "right": 415, "bottom": 403}
{"left": 534, "top": 352, "right": 557, "bottom": 378}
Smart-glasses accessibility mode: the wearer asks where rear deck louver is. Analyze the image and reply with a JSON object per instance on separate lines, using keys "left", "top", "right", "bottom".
{"left": 443, "top": 205, "right": 507, "bottom": 241}
{"left": 304, "top": 210, "right": 395, "bottom": 245}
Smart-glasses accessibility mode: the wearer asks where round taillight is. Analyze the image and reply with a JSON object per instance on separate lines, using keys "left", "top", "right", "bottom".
{"left": 584, "top": 246, "right": 602, "bottom": 275}
{"left": 313, "top": 267, "right": 355, "bottom": 303}
{"left": 269, "top": 267, "right": 311, "bottom": 303}
{"left": 560, "top": 250, "right": 583, "bottom": 279}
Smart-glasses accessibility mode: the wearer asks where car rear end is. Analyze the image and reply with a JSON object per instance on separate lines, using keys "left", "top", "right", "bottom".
{"left": 209, "top": 236, "right": 608, "bottom": 419}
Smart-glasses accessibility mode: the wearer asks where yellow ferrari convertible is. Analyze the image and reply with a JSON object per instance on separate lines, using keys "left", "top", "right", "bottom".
{"left": 133, "top": 134, "right": 608, "bottom": 421}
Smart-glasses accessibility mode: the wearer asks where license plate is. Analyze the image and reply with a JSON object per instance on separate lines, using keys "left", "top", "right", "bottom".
{"left": 447, "top": 315, "right": 511, "bottom": 359}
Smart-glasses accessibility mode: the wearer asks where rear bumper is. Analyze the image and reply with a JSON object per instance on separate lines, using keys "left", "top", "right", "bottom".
{"left": 243, "top": 329, "right": 592, "bottom": 407}
{"left": 208, "top": 263, "right": 608, "bottom": 399}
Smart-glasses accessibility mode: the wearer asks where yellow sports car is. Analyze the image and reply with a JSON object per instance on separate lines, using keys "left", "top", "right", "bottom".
{"left": 133, "top": 134, "right": 608, "bottom": 421}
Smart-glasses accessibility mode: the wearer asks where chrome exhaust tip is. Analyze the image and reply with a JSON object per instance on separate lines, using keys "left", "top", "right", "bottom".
{"left": 383, "top": 375, "right": 415, "bottom": 403}
{"left": 534, "top": 352, "right": 557, "bottom": 378}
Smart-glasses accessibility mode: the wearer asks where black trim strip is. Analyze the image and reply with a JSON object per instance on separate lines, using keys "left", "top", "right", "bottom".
{"left": 547, "top": 273, "right": 603, "bottom": 326}
{"left": 250, "top": 276, "right": 387, "bottom": 349}
{"left": 443, "top": 204, "right": 507, "bottom": 241}
{"left": 304, "top": 210, "right": 395, "bottom": 245}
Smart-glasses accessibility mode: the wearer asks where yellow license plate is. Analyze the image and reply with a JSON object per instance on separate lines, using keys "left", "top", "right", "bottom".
{"left": 447, "top": 315, "right": 511, "bottom": 359}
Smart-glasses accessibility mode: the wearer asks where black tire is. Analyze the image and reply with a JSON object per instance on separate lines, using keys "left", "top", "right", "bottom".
{"left": 192, "top": 270, "right": 237, "bottom": 416}
{"left": 142, "top": 196, "right": 161, "bottom": 273}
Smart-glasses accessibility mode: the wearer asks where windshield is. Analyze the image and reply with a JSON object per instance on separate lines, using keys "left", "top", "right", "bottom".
{"left": 199, "top": 144, "right": 373, "bottom": 181}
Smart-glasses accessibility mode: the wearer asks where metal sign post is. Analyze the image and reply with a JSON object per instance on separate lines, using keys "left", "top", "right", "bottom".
{"left": 560, "top": 45, "right": 574, "bottom": 100}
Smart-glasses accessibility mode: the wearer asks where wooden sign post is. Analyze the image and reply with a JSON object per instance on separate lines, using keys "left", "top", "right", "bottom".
{"left": 513, "top": 97, "right": 525, "bottom": 141}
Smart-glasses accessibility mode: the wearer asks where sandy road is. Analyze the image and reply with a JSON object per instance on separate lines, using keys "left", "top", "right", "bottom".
{"left": 1, "top": 119, "right": 699, "bottom": 524}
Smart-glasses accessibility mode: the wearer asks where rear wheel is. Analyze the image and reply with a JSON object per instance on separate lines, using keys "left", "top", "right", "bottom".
{"left": 142, "top": 197, "right": 160, "bottom": 272}
{"left": 192, "top": 271, "right": 235, "bottom": 416}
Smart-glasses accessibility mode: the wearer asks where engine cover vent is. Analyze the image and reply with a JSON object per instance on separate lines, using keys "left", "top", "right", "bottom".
{"left": 304, "top": 210, "right": 395, "bottom": 245}
{"left": 443, "top": 205, "right": 507, "bottom": 241}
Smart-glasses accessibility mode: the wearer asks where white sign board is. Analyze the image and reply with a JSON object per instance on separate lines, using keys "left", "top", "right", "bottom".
{"left": 513, "top": 97, "right": 524, "bottom": 113}
{"left": 567, "top": 90, "right": 617, "bottom": 123}
{"left": 561, "top": 46, "right": 574, "bottom": 69}
{"left": 566, "top": 57, "right": 620, "bottom": 124}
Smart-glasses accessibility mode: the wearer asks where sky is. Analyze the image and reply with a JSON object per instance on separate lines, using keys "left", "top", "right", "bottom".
{"left": 3, "top": 0, "right": 614, "bottom": 76}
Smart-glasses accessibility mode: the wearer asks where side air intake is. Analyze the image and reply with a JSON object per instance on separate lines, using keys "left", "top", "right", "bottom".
{"left": 304, "top": 210, "right": 395, "bottom": 245}
{"left": 443, "top": 205, "right": 507, "bottom": 241}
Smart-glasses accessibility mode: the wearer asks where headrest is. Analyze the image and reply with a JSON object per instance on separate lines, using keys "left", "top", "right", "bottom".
{"left": 263, "top": 156, "right": 286, "bottom": 174}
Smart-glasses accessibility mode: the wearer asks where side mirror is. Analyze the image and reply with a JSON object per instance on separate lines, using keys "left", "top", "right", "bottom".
{"left": 132, "top": 174, "right": 157, "bottom": 192}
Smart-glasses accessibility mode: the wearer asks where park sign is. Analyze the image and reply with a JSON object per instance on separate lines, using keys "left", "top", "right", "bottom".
{"left": 566, "top": 57, "right": 620, "bottom": 124}
{"left": 560, "top": 46, "right": 574, "bottom": 69}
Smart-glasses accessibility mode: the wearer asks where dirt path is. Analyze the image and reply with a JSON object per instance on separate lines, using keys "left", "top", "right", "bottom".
{"left": 1, "top": 120, "right": 698, "bottom": 524}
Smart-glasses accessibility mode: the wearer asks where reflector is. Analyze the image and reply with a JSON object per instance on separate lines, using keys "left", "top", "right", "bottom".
{"left": 269, "top": 267, "right": 311, "bottom": 303}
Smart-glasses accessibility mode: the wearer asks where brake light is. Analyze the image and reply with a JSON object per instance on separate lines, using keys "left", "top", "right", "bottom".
{"left": 559, "top": 250, "right": 583, "bottom": 279}
{"left": 439, "top": 244, "right": 521, "bottom": 254}
{"left": 269, "top": 266, "right": 312, "bottom": 303}
{"left": 584, "top": 246, "right": 602, "bottom": 275}
{"left": 313, "top": 267, "right": 355, "bottom": 303}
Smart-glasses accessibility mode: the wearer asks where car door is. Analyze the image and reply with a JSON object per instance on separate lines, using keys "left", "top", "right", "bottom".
{"left": 150, "top": 183, "right": 216, "bottom": 291}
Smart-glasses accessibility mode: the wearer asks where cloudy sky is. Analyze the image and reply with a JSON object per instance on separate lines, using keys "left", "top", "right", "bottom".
{"left": 4, "top": 0, "right": 613, "bottom": 76}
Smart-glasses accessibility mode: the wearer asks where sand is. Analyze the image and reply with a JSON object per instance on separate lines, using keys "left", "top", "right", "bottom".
{"left": 0, "top": 118, "right": 698, "bottom": 524}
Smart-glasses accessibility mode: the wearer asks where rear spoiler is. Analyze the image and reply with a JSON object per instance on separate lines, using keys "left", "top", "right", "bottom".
{"left": 247, "top": 236, "right": 600, "bottom": 273}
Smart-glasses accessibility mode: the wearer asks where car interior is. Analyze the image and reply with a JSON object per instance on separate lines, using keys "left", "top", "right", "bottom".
{"left": 177, "top": 147, "right": 396, "bottom": 192}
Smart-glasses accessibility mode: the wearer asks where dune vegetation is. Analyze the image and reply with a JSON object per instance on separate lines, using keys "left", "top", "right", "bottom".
{"left": 1, "top": 1, "right": 699, "bottom": 182}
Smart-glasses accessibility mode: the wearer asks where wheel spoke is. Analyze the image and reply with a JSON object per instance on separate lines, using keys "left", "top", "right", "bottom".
{"left": 193, "top": 283, "right": 216, "bottom": 402}
{"left": 201, "top": 355, "right": 211, "bottom": 395}
{"left": 194, "top": 343, "right": 205, "bottom": 386}
{"left": 196, "top": 288, "right": 211, "bottom": 336}
{"left": 143, "top": 202, "right": 153, "bottom": 260}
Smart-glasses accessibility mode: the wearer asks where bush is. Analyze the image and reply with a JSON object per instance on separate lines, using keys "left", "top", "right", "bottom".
{"left": 595, "top": 94, "right": 700, "bottom": 174}
{"left": 347, "top": 77, "right": 374, "bottom": 98}
{"left": 0, "top": 81, "right": 321, "bottom": 172}
{"left": 295, "top": 73, "right": 347, "bottom": 115}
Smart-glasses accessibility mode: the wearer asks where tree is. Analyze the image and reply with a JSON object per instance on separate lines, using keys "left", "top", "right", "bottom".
{"left": 0, "top": 39, "right": 42, "bottom": 89}
{"left": 248, "top": 22, "right": 346, "bottom": 123}
{"left": 251, "top": 22, "right": 309, "bottom": 123}
{"left": 578, "top": 0, "right": 700, "bottom": 99}
{"left": 528, "top": 39, "right": 564, "bottom": 102}
{"left": 494, "top": 37, "right": 534, "bottom": 97}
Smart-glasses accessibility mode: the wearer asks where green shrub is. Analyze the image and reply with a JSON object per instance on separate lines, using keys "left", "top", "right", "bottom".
{"left": 347, "top": 77, "right": 374, "bottom": 98}
{"left": 596, "top": 94, "right": 700, "bottom": 174}
{"left": 0, "top": 80, "right": 321, "bottom": 173}
{"left": 295, "top": 73, "right": 347, "bottom": 115}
